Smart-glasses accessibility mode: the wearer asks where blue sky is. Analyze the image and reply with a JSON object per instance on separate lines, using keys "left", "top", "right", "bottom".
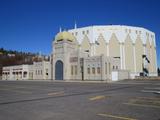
{"left": 0, "top": 0, "right": 159, "bottom": 67}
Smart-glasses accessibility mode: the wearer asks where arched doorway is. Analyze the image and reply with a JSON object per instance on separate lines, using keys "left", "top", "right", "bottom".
{"left": 55, "top": 60, "right": 63, "bottom": 80}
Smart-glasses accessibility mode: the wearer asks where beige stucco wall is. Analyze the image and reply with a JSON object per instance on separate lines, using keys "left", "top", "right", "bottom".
{"left": 151, "top": 41, "right": 157, "bottom": 73}
{"left": 109, "top": 33, "right": 120, "bottom": 58}
{"left": 146, "top": 39, "right": 151, "bottom": 72}
{"left": 135, "top": 36, "right": 143, "bottom": 73}
{"left": 80, "top": 35, "right": 91, "bottom": 54}
{"left": 124, "top": 35, "right": 134, "bottom": 72}
{"left": 68, "top": 25, "right": 157, "bottom": 77}
{"left": 96, "top": 34, "right": 107, "bottom": 56}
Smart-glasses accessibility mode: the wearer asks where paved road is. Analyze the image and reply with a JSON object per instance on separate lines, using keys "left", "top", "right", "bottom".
{"left": 0, "top": 80, "right": 160, "bottom": 120}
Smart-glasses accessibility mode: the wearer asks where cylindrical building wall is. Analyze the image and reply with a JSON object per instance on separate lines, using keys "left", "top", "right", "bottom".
{"left": 68, "top": 25, "right": 157, "bottom": 77}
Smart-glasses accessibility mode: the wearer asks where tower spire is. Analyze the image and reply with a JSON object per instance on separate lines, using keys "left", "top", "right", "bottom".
{"left": 74, "top": 21, "right": 77, "bottom": 29}
{"left": 59, "top": 26, "right": 62, "bottom": 32}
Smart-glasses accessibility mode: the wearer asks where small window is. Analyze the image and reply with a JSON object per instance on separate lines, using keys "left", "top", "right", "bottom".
{"left": 87, "top": 30, "right": 89, "bottom": 34}
{"left": 92, "top": 67, "right": 95, "bottom": 74}
{"left": 97, "top": 67, "right": 101, "bottom": 74}
{"left": 75, "top": 65, "right": 77, "bottom": 75}
{"left": 71, "top": 65, "right": 73, "bottom": 75}
{"left": 116, "top": 66, "right": 118, "bottom": 69}
{"left": 113, "top": 66, "right": 115, "bottom": 69}
{"left": 75, "top": 32, "right": 78, "bottom": 36}
{"left": 82, "top": 31, "right": 85, "bottom": 35}
{"left": 87, "top": 67, "right": 90, "bottom": 74}
{"left": 135, "top": 30, "right": 138, "bottom": 34}
{"left": 105, "top": 63, "right": 107, "bottom": 74}
{"left": 125, "top": 29, "right": 128, "bottom": 33}
{"left": 109, "top": 63, "right": 111, "bottom": 74}
{"left": 23, "top": 71, "right": 27, "bottom": 78}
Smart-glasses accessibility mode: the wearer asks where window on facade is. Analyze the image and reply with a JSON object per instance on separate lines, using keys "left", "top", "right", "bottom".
{"left": 41, "top": 70, "right": 43, "bottom": 75}
{"left": 75, "top": 32, "right": 78, "bottom": 36}
{"left": 75, "top": 65, "right": 77, "bottom": 75}
{"left": 87, "top": 30, "right": 89, "bottom": 34}
{"left": 92, "top": 67, "right": 95, "bottom": 74}
{"left": 82, "top": 31, "right": 85, "bottom": 35}
{"left": 113, "top": 66, "right": 115, "bottom": 70}
{"left": 87, "top": 67, "right": 90, "bottom": 74}
{"left": 135, "top": 30, "right": 138, "bottom": 34}
{"left": 97, "top": 67, "right": 101, "bottom": 74}
{"left": 71, "top": 65, "right": 73, "bottom": 75}
{"left": 109, "top": 63, "right": 111, "bottom": 74}
{"left": 23, "top": 71, "right": 27, "bottom": 78}
{"left": 105, "top": 63, "right": 107, "bottom": 74}
{"left": 116, "top": 66, "right": 118, "bottom": 69}
{"left": 125, "top": 29, "right": 128, "bottom": 33}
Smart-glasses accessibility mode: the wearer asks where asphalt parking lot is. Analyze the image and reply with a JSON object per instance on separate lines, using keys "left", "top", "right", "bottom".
{"left": 0, "top": 80, "right": 160, "bottom": 120}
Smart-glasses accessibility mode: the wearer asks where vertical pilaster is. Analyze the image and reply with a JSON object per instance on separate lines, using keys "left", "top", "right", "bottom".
{"left": 93, "top": 43, "right": 96, "bottom": 56}
{"left": 90, "top": 43, "right": 94, "bottom": 56}
{"left": 120, "top": 43, "right": 123, "bottom": 69}
{"left": 122, "top": 42, "right": 126, "bottom": 69}
{"left": 106, "top": 43, "right": 109, "bottom": 56}
{"left": 154, "top": 47, "right": 157, "bottom": 73}
{"left": 143, "top": 44, "right": 146, "bottom": 68}
{"left": 133, "top": 43, "right": 136, "bottom": 73}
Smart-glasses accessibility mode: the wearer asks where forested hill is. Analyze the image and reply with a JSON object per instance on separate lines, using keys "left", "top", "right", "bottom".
{"left": 0, "top": 48, "right": 49, "bottom": 76}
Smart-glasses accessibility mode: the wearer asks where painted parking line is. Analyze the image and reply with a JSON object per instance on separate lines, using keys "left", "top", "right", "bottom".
{"left": 144, "top": 87, "right": 160, "bottom": 90}
{"left": 124, "top": 103, "right": 160, "bottom": 109}
{"left": 0, "top": 88, "right": 12, "bottom": 91}
{"left": 136, "top": 97, "right": 160, "bottom": 101}
{"left": 98, "top": 113, "right": 137, "bottom": 120}
{"left": 0, "top": 86, "right": 27, "bottom": 90}
{"left": 124, "top": 97, "right": 160, "bottom": 109}
{"left": 131, "top": 98, "right": 160, "bottom": 103}
{"left": 141, "top": 90, "right": 160, "bottom": 93}
{"left": 0, "top": 88, "right": 32, "bottom": 94}
{"left": 13, "top": 90, "right": 32, "bottom": 94}
{"left": 47, "top": 91, "right": 64, "bottom": 96}
{"left": 89, "top": 95, "right": 106, "bottom": 101}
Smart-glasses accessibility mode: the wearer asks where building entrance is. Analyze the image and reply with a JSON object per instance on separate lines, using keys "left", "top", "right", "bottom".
{"left": 55, "top": 60, "right": 63, "bottom": 80}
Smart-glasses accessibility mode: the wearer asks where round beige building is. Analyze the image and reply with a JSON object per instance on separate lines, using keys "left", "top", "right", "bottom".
{"left": 67, "top": 25, "right": 157, "bottom": 78}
